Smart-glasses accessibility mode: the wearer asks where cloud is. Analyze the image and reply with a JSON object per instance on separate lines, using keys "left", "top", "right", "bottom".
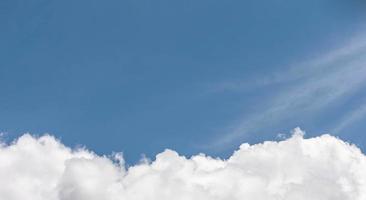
{"left": 1, "top": 129, "right": 366, "bottom": 200}
{"left": 209, "top": 33, "right": 366, "bottom": 148}
{"left": 332, "top": 102, "right": 366, "bottom": 134}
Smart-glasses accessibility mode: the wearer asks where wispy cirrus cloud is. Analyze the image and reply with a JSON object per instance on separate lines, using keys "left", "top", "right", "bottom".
{"left": 209, "top": 34, "right": 366, "bottom": 148}
{"left": 332, "top": 101, "right": 366, "bottom": 134}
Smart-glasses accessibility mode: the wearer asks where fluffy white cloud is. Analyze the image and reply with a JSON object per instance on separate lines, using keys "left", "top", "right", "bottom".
{"left": 1, "top": 128, "right": 366, "bottom": 200}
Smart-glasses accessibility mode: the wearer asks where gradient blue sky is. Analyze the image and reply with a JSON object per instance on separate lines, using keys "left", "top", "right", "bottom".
{"left": 1, "top": 0, "right": 366, "bottom": 162}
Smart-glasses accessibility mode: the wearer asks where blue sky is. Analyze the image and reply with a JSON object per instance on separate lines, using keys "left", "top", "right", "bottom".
{"left": 1, "top": 0, "right": 366, "bottom": 162}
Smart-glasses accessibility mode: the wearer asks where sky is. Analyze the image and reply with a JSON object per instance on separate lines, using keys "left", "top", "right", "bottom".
{"left": 1, "top": 0, "right": 366, "bottom": 164}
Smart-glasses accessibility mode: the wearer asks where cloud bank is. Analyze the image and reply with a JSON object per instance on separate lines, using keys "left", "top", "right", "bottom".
{"left": 1, "top": 128, "right": 366, "bottom": 200}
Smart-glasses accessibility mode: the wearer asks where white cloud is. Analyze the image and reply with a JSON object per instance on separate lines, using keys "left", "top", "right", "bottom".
{"left": 1, "top": 129, "right": 366, "bottom": 200}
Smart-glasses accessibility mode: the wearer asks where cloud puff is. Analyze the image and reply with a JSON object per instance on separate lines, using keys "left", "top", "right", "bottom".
{"left": 1, "top": 128, "right": 366, "bottom": 200}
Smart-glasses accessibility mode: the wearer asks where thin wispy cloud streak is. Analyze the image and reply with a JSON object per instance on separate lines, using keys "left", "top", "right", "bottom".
{"left": 333, "top": 102, "right": 366, "bottom": 134}
{"left": 210, "top": 34, "right": 366, "bottom": 148}
{"left": 212, "top": 36, "right": 366, "bottom": 93}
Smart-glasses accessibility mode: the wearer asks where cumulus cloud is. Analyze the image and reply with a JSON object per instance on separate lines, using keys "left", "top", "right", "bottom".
{"left": 1, "top": 128, "right": 366, "bottom": 200}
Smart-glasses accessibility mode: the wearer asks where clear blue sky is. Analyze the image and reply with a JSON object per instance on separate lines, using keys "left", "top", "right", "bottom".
{"left": 1, "top": 0, "right": 366, "bottom": 162}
